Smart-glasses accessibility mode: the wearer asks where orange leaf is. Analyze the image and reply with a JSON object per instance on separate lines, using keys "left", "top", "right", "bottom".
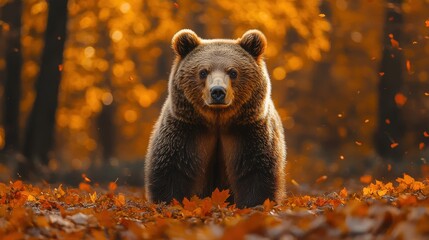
{"left": 171, "top": 198, "right": 181, "bottom": 206}
{"left": 360, "top": 175, "right": 372, "bottom": 184}
{"left": 377, "top": 189, "right": 387, "bottom": 197}
{"left": 355, "top": 141, "right": 363, "bottom": 146}
{"left": 200, "top": 198, "right": 213, "bottom": 216}
{"left": 419, "top": 142, "right": 425, "bottom": 150}
{"left": 182, "top": 197, "right": 197, "bottom": 211}
{"left": 398, "top": 195, "right": 417, "bottom": 206}
{"left": 422, "top": 186, "right": 429, "bottom": 196}
{"left": 114, "top": 193, "right": 125, "bottom": 207}
{"left": 316, "top": 175, "right": 328, "bottom": 184}
{"left": 95, "top": 211, "right": 115, "bottom": 228}
{"left": 108, "top": 182, "right": 117, "bottom": 192}
{"left": 397, "top": 173, "right": 415, "bottom": 185}
{"left": 403, "top": 174, "right": 415, "bottom": 185}
{"left": 291, "top": 179, "right": 300, "bottom": 187}
{"left": 12, "top": 180, "right": 23, "bottom": 190}
{"left": 79, "top": 182, "right": 91, "bottom": 192}
{"left": 390, "top": 39, "right": 399, "bottom": 48}
{"left": 385, "top": 118, "right": 391, "bottom": 124}
{"left": 89, "top": 192, "right": 97, "bottom": 203}
{"left": 263, "top": 198, "right": 275, "bottom": 211}
{"left": 389, "top": 34, "right": 400, "bottom": 48}
{"left": 27, "top": 195, "right": 36, "bottom": 202}
{"left": 55, "top": 184, "right": 66, "bottom": 199}
{"left": 411, "top": 181, "right": 425, "bottom": 191}
{"left": 82, "top": 174, "right": 91, "bottom": 183}
{"left": 390, "top": 142, "right": 399, "bottom": 149}
{"left": 363, "top": 187, "right": 372, "bottom": 196}
{"left": 211, "top": 188, "right": 230, "bottom": 207}
{"left": 314, "top": 197, "right": 328, "bottom": 207}
{"left": 424, "top": 131, "right": 429, "bottom": 137}
{"left": 34, "top": 216, "right": 49, "bottom": 228}
{"left": 385, "top": 182, "right": 394, "bottom": 190}
{"left": 394, "top": 93, "right": 407, "bottom": 107}
{"left": 425, "top": 20, "right": 429, "bottom": 28}
{"left": 387, "top": 164, "right": 392, "bottom": 172}
{"left": 406, "top": 60, "right": 411, "bottom": 73}
{"left": 339, "top": 187, "right": 348, "bottom": 198}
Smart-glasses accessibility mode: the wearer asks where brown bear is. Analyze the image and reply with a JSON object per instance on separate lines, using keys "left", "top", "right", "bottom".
{"left": 144, "top": 29, "right": 286, "bottom": 208}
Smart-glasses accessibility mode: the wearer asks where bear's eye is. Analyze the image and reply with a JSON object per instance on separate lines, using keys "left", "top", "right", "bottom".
{"left": 199, "top": 69, "right": 208, "bottom": 79}
{"left": 228, "top": 69, "right": 238, "bottom": 79}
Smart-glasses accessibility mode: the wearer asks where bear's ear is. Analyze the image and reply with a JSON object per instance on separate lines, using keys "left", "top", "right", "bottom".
{"left": 172, "top": 29, "right": 201, "bottom": 58}
{"left": 238, "top": 30, "right": 267, "bottom": 59}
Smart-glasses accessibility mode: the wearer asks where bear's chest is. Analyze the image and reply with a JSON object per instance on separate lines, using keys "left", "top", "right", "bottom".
{"left": 193, "top": 130, "right": 240, "bottom": 195}
{"left": 194, "top": 131, "right": 239, "bottom": 165}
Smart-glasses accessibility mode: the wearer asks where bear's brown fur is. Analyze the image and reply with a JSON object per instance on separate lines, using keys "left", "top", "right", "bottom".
{"left": 144, "top": 29, "right": 286, "bottom": 208}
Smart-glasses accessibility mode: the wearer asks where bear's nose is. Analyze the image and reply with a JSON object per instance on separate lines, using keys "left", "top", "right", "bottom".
{"left": 210, "top": 86, "right": 226, "bottom": 103}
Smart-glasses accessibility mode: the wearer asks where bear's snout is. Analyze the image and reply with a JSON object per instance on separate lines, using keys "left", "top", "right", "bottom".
{"left": 210, "top": 86, "right": 226, "bottom": 103}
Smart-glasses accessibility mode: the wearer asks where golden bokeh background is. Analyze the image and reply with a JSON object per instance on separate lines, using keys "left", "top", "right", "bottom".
{"left": 0, "top": 0, "right": 428, "bottom": 187}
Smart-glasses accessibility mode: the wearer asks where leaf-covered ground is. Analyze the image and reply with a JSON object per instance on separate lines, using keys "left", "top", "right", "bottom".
{"left": 1, "top": 174, "right": 429, "bottom": 239}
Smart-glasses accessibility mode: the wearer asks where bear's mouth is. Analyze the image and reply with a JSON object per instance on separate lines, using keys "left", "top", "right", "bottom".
{"left": 205, "top": 101, "right": 232, "bottom": 108}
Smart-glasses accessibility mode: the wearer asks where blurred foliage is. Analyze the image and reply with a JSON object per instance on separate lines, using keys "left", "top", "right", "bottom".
{"left": 3, "top": 175, "right": 429, "bottom": 238}
{"left": 0, "top": 0, "right": 428, "bottom": 185}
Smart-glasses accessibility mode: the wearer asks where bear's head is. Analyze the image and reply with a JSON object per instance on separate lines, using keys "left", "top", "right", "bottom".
{"left": 170, "top": 29, "right": 270, "bottom": 124}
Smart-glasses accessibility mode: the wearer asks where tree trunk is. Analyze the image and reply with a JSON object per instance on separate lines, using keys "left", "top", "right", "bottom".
{"left": 2, "top": 0, "right": 22, "bottom": 152}
{"left": 374, "top": 0, "right": 405, "bottom": 160}
{"left": 21, "top": 0, "right": 68, "bottom": 177}
{"left": 96, "top": 13, "right": 115, "bottom": 166}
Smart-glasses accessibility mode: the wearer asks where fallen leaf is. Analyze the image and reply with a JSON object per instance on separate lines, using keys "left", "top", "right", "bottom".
{"left": 108, "top": 182, "right": 117, "bottom": 192}
{"left": 263, "top": 198, "right": 276, "bottom": 211}
{"left": 12, "top": 180, "right": 24, "bottom": 190}
{"left": 406, "top": 60, "right": 411, "bottom": 73}
{"left": 90, "top": 192, "right": 97, "bottom": 203}
{"left": 360, "top": 175, "right": 373, "bottom": 184}
{"left": 82, "top": 174, "right": 91, "bottom": 183}
{"left": 339, "top": 187, "right": 348, "bottom": 198}
{"left": 398, "top": 195, "right": 417, "bottom": 206}
{"left": 291, "top": 179, "right": 300, "bottom": 186}
{"left": 394, "top": 93, "right": 407, "bottom": 107}
{"left": 27, "top": 195, "right": 36, "bottom": 202}
{"left": 114, "top": 193, "right": 126, "bottom": 207}
{"left": 183, "top": 197, "right": 197, "bottom": 211}
{"left": 79, "top": 183, "right": 91, "bottom": 192}
{"left": 316, "top": 175, "right": 328, "bottom": 184}
{"left": 211, "top": 188, "right": 230, "bottom": 208}
{"left": 397, "top": 174, "right": 415, "bottom": 185}
{"left": 377, "top": 189, "right": 387, "bottom": 197}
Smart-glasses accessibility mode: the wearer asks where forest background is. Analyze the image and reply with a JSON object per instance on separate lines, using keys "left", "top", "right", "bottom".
{"left": 0, "top": 0, "right": 428, "bottom": 191}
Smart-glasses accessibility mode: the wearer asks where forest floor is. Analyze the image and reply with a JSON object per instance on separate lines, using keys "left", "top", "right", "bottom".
{"left": 0, "top": 174, "right": 429, "bottom": 239}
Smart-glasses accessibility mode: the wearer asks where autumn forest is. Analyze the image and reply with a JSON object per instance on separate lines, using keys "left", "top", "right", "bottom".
{"left": 0, "top": 0, "right": 429, "bottom": 239}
